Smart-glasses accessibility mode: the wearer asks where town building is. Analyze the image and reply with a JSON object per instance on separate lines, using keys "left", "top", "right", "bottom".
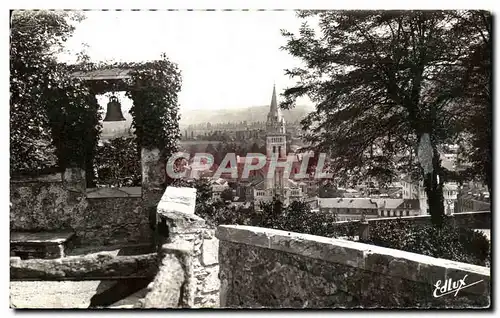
{"left": 210, "top": 178, "right": 231, "bottom": 201}
{"left": 457, "top": 184, "right": 491, "bottom": 212}
{"left": 249, "top": 85, "right": 304, "bottom": 209}
{"left": 401, "top": 177, "right": 458, "bottom": 215}
{"left": 318, "top": 197, "right": 420, "bottom": 221}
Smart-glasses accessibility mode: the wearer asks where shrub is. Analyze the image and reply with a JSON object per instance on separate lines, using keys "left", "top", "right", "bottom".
{"left": 10, "top": 11, "right": 96, "bottom": 175}
{"left": 172, "top": 179, "right": 489, "bottom": 267}
{"left": 362, "top": 218, "right": 490, "bottom": 267}
{"left": 187, "top": 186, "right": 355, "bottom": 239}
{"left": 94, "top": 137, "right": 141, "bottom": 187}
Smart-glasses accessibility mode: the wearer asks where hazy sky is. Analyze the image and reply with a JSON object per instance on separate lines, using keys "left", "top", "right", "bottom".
{"left": 58, "top": 10, "right": 313, "bottom": 111}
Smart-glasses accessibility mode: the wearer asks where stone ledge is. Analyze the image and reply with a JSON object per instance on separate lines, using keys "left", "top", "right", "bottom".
{"left": 11, "top": 231, "right": 75, "bottom": 260}
{"left": 452, "top": 210, "right": 491, "bottom": 216}
{"left": 367, "top": 211, "right": 491, "bottom": 225}
{"left": 86, "top": 187, "right": 142, "bottom": 199}
{"left": 216, "top": 225, "right": 271, "bottom": 249}
{"left": 10, "top": 252, "right": 158, "bottom": 280}
{"left": 157, "top": 187, "right": 197, "bottom": 215}
{"left": 158, "top": 210, "right": 206, "bottom": 234}
{"left": 11, "top": 231, "right": 75, "bottom": 244}
{"left": 10, "top": 173, "right": 62, "bottom": 183}
{"left": 216, "top": 225, "right": 490, "bottom": 292}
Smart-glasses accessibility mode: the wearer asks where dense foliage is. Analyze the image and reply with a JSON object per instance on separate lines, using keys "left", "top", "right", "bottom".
{"left": 174, "top": 178, "right": 488, "bottom": 266}
{"left": 453, "top": 12, "right": 492, "bottom": 191}
{"left": 280, "top": 10, "right": 491, "bottom": 227}
{"left": 73, "top": 56, "right": 182, "bottom": 174}
{"left": 10, "top": 10, "right": 100, "bottom": 175}
{"left": 258, "top": 198, "right": 359, "bottom": 238}
{"left": 126, "top": 55, "right": 182, "bottom": 156}
{"left": 11, "top": 10, "right": 182, "bottom": 180}
{"left": 173, "top": 178, "right": 355, "bottom": 237}
{"left": 45, "top": 78, "right": 101, "bottom": 180}
{"left": 94, "top": 137, "right": 141, "bottom": 187}
{"left": 362, "top": 218, "right": 490, "bottom": 266}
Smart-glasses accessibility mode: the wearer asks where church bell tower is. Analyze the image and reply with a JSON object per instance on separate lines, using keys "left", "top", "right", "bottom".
{"left": 265, "top": 84, "right": 286, "bottom": 194}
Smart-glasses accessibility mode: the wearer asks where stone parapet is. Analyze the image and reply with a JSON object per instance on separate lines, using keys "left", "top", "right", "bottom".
{"left": 217, "top": 225, "right": 491, "bottom": 308}
{"left": 86, "top": 187, "right": 142, "bottom": 199}
{"left": 143, "top": 243, "right": 190, "bottom": 308}
{"left": 154, "top": 187, "right": 220, "bottom": 308}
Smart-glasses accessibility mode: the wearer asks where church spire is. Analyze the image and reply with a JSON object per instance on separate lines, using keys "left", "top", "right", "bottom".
{"left": 270, "top": 83, "right": 278, "bottom": 115}
{"left": 266, "top": 84, "right": 285, "bottom": 135}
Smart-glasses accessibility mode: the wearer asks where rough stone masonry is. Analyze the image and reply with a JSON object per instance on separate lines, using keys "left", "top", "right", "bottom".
{"left": 216, "top": 225, "right": 490, "bottom": 309}
{"left": 151, "top": 187, "right": 220, "bottom": 308}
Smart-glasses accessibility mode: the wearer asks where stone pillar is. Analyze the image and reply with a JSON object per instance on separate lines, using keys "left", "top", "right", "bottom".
{"left": 358, "top": 221, "right": 370, "bottom": 241}
{"left": 449, "top": 214, "right": 458, "bottom": 228}
{"left": 156, "top": 189, "right": 220, "bottom": 308}
{"left": 141, "top": 148, "right": 166, "bottom": 248}
{"left": 141, "top": 148, "right": 165, "bottom": 190}
{"left": 63, "top": 167, "right": 86, "bottom": 193}
{"left": 143, "top": 242, "right": 192, "bottom": 308}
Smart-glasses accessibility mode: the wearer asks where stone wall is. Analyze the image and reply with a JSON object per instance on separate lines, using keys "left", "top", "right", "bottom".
{"left": 329, "top": 211, "right": 492, "bottom": 239}
{"left": 10, "top": 172, "right": 151, "bottom": 247}
{"left": 449, "top": 211, "right": 491, "bottom": 229}
{"left": 124, "top": 184, "right": 221, "bottom": 309}
{"left": 153, "top": 191, "right": 220, "bottom": 308}
{"left": 364, "top": 211, "right": 491, "bottom": 229}
{"left": 11, "top": 146, "right": 169, "bottom": 249}
{"left": 217, "top": 225, "right": 491, "bottom": 309}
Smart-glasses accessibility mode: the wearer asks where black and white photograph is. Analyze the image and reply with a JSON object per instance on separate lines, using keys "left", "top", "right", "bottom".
{"left": 7, "top": 3, "right": 493, "bottom": 311}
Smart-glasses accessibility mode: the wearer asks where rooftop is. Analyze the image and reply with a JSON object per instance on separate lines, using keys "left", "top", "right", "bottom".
{"left": 71, "top": 68, "right": 132, "bottom": 80}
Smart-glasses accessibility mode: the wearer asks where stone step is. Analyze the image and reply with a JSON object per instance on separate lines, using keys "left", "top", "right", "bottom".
{"left": 10, "top": 231, "right": 75, "bottom": 260}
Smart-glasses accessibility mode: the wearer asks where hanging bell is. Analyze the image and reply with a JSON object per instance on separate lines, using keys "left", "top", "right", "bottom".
{"left": 103, "top": 96, "right": 126, "bottom": 122}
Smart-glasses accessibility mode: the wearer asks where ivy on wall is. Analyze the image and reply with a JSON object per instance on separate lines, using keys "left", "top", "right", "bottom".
{"left": 10, "top": 10, "right": 90, "bottom": 176}
{"left": 94, "top": 137, "right": 141, "bottom": 187}
{"left": 11, "top": 11, "right": 181, "bottom": 186}
{"left": 75, "top": 54, "right": 183, "bottom": 163}
{"left": 44, "top": 72, "right": 102, "bottom": 181}
{"left": 127, "top": 54, "right": 182, "bottom": 156}
{"left": 50, "top": 55, "right": 183, "bottom": 184}
{"left": 12, "top": 55, "right": 182, "bottom": 180}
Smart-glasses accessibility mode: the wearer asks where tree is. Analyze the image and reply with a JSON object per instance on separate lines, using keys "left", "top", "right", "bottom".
{"left": 451, "top": 11, "right": 492, "bottom": 193}
{"left": 10, "top": 10, "right": 87, "bottom": 174}
{"left": 255, "top": 195, "right": 284, "bottom": 228}
{"left": 279, "top": 200, "right": 316, "bottom": 233}
{"left": 249, "top": 142, "right": 261, "bottom": 154}
{"left": 280, "top": 10, "right": 490, "bottom": 227}
{"left": 205, "top": 143, "right": 216, "bottom": 160}
{"left": 94, "top": 137, "right": 141, "bottom": 187}
{"left": 220, "top": 188, "right": 234, "bottom": 202}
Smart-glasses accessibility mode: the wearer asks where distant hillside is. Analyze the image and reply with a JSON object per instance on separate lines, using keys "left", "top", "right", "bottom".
{"left": 179, "top": 105, "right": 314, "bottom": 126}
{"left": 100, "top": 104, "right": 314, "bottom": 138}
